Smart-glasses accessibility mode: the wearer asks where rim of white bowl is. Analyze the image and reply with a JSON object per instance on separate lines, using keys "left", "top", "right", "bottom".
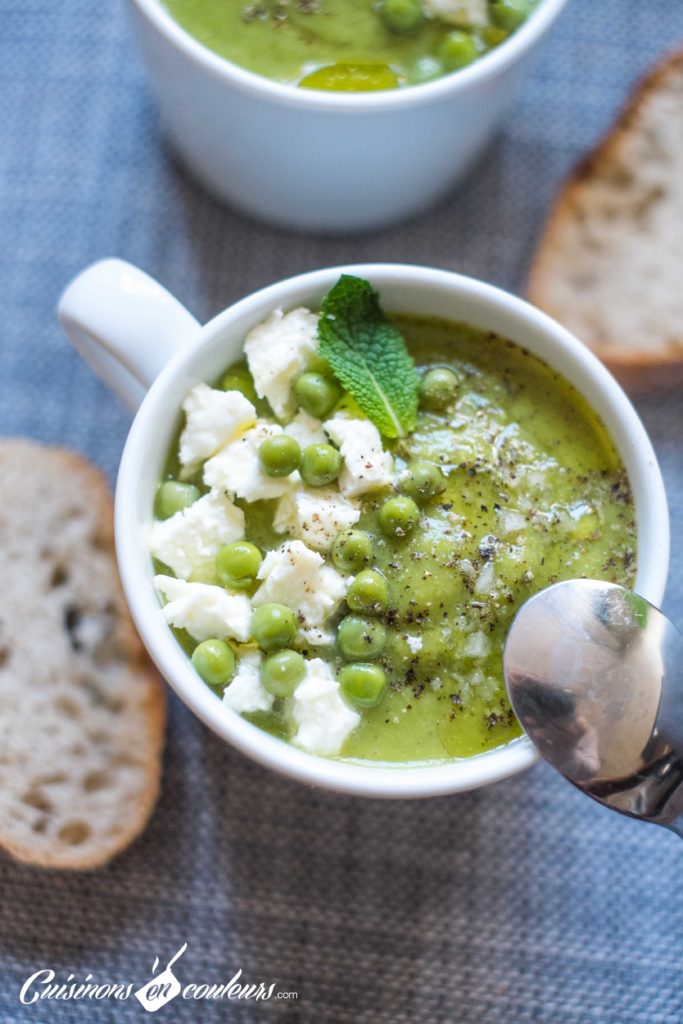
{"left": 115, "top": 263, "right": 670, "bottom": 799}
{"left": 131, "top": 0, "right": 571, "bottom": 112}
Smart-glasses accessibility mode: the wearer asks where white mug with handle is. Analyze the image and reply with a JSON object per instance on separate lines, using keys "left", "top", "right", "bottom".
{"left": 58, "top": 258, "right": 670, "bottom": 798}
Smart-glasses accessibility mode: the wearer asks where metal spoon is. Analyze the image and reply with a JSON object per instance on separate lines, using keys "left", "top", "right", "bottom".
{"left": 503, "top": 579, "right": 683, "bottom": 837}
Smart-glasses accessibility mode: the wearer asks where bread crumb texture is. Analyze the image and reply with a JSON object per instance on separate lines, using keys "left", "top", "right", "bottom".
{"left": 529, "top": 49, "right": 683, "bottom": 389}
{"left": 0, "top": 440, "right": 165, "bottom": 869}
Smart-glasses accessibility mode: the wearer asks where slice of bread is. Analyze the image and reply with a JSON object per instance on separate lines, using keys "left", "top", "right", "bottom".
{"left": 528, "top": 49, "right": 683, "bottom": 392}
{"left": 0, "top": 440, "right": 165, "bottom": 869}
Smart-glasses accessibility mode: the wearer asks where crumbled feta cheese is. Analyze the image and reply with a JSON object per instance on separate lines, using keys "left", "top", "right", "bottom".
{"left": 562, "top": 501, "right": 599, "bottom": 540}
{"left": 323, "top": 416, "right": 393, "bottom": 499}
{"left": 297, "top": 625, "right": 336, "bottom": 648}
{"left": 510, "top": 464, "right": 555, "bottom": 495}
{"left": 476, "top": 675, "right": 499, "bottom": 701}
{"left": 475, "top": 560, "right": 497, "bottom": 596}
{"left": 244, "top": 307, "right": 319, "bottom": 420}
{"left": 406, "top": 635, "right": 423, "bottom": 654}
{"left": 273, "top": 486, "right": 360, "bottom": 551}
{"left": 288, "top": 659, "right": 360, "bottom": 755}
{"left": 285, "top": 410, "right": 327, "bottom": 449}
{"left": 496, "top": 508, "right": 527, "bottom": 536}
{"left": 463, "top": 631, "right": 491, "bottom": 659}
{"left": 223, "top": 652, "right": 274, "bottom": 714}
{"left": 423, "top": 0, "right": 489, "bottom": 27}
{"left": 150, "top": 491, "right": 245, "bottom": 580}
{"left": 203, "top": 421, "right": 298, "bottom": 502}
{"left": 154, "top": 575, "right": 251, "bottom": 642}
{"left": 458, "top": 558, "right": 476, "bottom": 581}
{"left": 252, "top": 540, "right": 346, "bottom": 628}
{"left": 178, "top": 383, "right": 256, "bottom": 475}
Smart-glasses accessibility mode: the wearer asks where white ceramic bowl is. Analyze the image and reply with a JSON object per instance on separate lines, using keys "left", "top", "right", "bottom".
{"left": 58, "top": 259, "right": 670, "bottom": 798}
{"left": 129, "top": 0, "right": 570, "bottom": 232}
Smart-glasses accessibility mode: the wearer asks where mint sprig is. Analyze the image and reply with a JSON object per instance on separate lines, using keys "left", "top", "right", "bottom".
{"left": 317, "top": 276, "right": 418, "bottom": 439}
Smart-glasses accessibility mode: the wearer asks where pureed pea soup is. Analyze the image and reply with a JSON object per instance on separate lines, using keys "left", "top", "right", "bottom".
{"left": 160, "top": 0, "right": 540, "bottom": 90}
{"left": 150, "top": 276, "right": 636, "bottom": 766}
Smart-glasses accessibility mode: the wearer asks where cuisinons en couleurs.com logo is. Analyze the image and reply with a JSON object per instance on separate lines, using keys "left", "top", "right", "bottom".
{"left": 18, "top": 943, "right": 298, "bottom": 1010}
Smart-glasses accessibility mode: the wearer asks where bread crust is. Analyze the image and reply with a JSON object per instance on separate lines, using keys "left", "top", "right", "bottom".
{"left": 0, "top": 440, "right": 165, "bottom": 870}
{"left": 528, "top": 48, "right": 683, "bottom": 392}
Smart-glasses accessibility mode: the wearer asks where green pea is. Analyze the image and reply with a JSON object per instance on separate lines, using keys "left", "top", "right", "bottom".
{"left": 490, "top": 0, "right": 533, "bottom": 31}
{"left": 440, "top": 30, "right": 478, "bottom": 71}
{"left": 419, "top": 366, "right": 460, "bottom": 410}
{"left": 294, "top": 372, "right": 341, "bottom": 419}
{"left": 331, "top": 529, "right": 374, "bottom": 572}
{"left": 339, "top": 663, "right": 387, "bottom": 708}
{"left": 155, "top": 480, "right": 200, "bottom": 520}
{"left": 258, "top": 435, "right": 301, "bottom": 477}
{"left": 378, "top": 495, "right": 420, "bottom": 538}
{"left": 379, "top": 0, "right": 423, "bottom": 33}
{"left": 251, "top": 603, "right": 297, "bottom": 652}
{"left": 216, "top": 541, "right": 262, "bottom": 591}
{"left": 220, "top": 365, "right": 258, "bottom": 403}
{"left": 401, "top": 461, "right": 446, "bottom": 504}
{"left": 261, "top": 649, "right": 306, "bottom": 698}
{"left": 300, "top": 443, "right": 343, "bottom": 487}
{"left": 338, "top": 615, "right": 386, "bottom": 661}
{"left": 191, "top": 639, "right": 236, "bottom": 692}
{"left": 347, "top": 569, "right": 389, "bottom": 615}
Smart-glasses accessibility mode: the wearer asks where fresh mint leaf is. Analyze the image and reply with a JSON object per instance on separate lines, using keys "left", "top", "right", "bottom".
{"left": 317, "top": 275, "right": 418, "bottom": 439}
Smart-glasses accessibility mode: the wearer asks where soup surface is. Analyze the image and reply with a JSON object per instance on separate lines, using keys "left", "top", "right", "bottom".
{"left": 160, "top": 0, "right": 540, "bottom": 90}
{"left": 151, "top": 281, "right": 636, "bottom": 765}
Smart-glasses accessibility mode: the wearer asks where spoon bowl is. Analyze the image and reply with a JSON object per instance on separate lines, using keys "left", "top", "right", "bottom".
{"left": 504, "top": 579, "right": 683, "bottom": 836}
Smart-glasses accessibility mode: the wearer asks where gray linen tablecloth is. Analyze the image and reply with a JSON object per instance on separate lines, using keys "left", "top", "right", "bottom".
{"left": 2, "top": 0, "right": 683, "bottom": 1020}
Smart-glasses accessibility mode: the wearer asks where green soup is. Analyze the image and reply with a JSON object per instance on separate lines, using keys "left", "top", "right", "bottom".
{"left": 160, "top": 0, "right": 540, "bottom": 90}
{"left": 153, "top": 313, "right": 636, "bottom": 765}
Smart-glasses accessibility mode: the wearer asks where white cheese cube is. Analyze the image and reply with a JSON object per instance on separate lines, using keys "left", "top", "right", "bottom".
{"left": 244, "top": 307, "right": 319, "bottom": 420}
{"left": 252, "top": 540, "right": 346, "bottom": 628}
{"left": 203, "top": 421, "right": 298, "bottom": 502}
{"left": 288, "top": 659, "right": 360, "bottom": 755}
{"left": 154, "top": 575, "right": 251, "bottom": 642}
{"left": 223, "top": 652, "right": 274, "bottom": 714}
{"left": 423, "top": 0, "right": 489, "bottom": 27}
{"left": 297, "top": 626, "right": 336, "bottom": 648}
{"left": 150, "top": 491, "right": 245, "bottom": 580}
{"left": 285, "top": 410, "right": 327, "bottom": 449}
{"left": 178, "top": 383, "right": 256, "bottom": 475}
{"left": 323, "top": 416, "right": 393, "bottom": 499}
{"left": 273, "top": 486, "right": 360, "bottom": 551}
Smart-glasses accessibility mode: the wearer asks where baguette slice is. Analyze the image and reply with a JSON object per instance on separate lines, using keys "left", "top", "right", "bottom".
{"left": 0, "top": 441, "right": 165, "bottom": 869}
{"left": 529, "top": 49, "right": 683, "bottom": 392}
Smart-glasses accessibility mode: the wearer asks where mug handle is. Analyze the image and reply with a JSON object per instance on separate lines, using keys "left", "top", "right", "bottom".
{"left": 58, "top": 258, "right": 201, "bottom": 411}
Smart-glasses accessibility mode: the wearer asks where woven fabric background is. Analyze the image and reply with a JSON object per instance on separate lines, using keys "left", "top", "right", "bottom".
{"left": 1, "top": 0, "right": 683, "bottom": 1021}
